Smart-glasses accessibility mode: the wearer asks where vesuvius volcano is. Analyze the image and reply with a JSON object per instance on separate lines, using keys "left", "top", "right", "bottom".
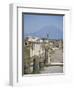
{"left": 25, "top": 25, "right": 63, "bottom": 40}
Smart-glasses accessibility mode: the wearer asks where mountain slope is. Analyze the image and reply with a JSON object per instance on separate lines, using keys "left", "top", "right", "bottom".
{"left": 25, "top": 25, "right": 63, "bottom": 40}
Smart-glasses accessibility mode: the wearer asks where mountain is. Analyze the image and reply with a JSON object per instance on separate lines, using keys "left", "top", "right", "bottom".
{"left": 24, "top": 25, "right": 63, "bottom": 40}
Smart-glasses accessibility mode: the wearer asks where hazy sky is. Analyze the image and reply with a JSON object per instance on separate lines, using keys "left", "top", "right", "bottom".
{"left": 23, "top": 13, "right": 63, "bottom": 39}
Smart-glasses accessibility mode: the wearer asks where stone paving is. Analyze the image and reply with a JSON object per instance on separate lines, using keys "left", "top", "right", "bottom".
{"left": 40, "top": 66, "right": 63, "bottom": 73}
{"left": 40, "top": 48, "right": 63, "bottom": 73}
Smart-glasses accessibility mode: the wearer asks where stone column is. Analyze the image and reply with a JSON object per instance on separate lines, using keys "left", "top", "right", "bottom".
{"left": 44, "top": 48, "right": 48, "bottom": 65}
{"left": 24, "top": 63, "right": 31, "bottom": 74}
{"left": 33, "top": 57, "right": 40, "bottom": 74}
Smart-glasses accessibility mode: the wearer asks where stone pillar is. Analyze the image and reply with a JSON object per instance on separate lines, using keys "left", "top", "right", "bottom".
{"left": 24, "top": 63, "right": 31, "bottom": 74}
{"left": 39, "top": 61, "right": 44, "bottom": 70}
{"left": 33, "top": 57, "right": 39, "bottom": 74}
{"left": 59, "top": 40, "right": 62, "bottom": 49}
{"left": 44, "top": 48, "right": 48, "bottom": 65}
{"left": 48, "top": 54, "right": 51, "bottom": 64}
{"left": 48, "top": 49, "right": 51, "bottom": 64}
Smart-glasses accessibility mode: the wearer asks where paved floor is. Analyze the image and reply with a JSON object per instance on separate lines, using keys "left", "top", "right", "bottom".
{"left": 40, "top": 66, "right": 63, "bottom": 73}
{"left": 40, "top": 48, "right": 63, "bottom": 74}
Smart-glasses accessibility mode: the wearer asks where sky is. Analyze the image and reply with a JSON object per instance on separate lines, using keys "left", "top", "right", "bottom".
{"left": 23, "top": 13, "right": 63, "bottom": 40}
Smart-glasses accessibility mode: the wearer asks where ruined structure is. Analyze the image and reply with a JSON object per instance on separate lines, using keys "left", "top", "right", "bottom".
{"left": 24, "top": 36, "right": 63, "bottom": 74}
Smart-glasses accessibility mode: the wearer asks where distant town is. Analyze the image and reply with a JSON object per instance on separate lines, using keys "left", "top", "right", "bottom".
{"left": 23, "top": 35, "right": 63, "bottom": 74}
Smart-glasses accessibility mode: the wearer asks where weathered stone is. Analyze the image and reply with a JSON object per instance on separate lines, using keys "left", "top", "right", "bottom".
{"left": 33, "top": 57, "right": 40, "bottom": 74}
{"left": 39, "top": 62, "right": 44, "bottom": 70}
{"left": 24, "top": 64, "right": 31, "bottom": 74}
